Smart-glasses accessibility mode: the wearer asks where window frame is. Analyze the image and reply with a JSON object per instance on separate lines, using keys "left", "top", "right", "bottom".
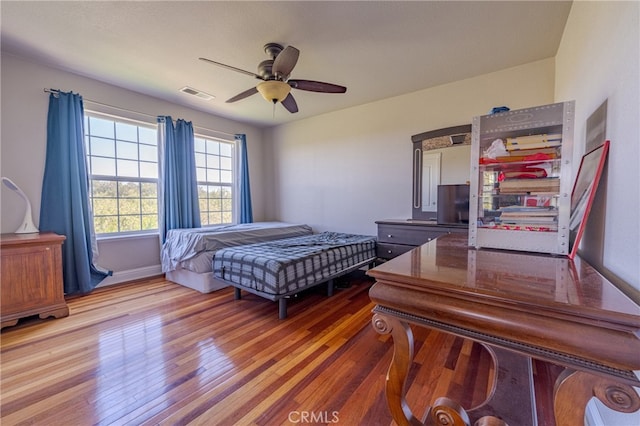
{"left": 84, "top": 111, "right": 160, "bottom": 237}
{"left": 193, "top": 133, "right": 237, "bottom": 227}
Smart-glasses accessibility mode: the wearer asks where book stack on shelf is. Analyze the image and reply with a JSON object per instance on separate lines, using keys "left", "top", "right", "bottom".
{"left": 488, "top": 134, "right": 562, "bottom": 231}
{"left": 497, "top": 206, "right": 558, "bottom": 232}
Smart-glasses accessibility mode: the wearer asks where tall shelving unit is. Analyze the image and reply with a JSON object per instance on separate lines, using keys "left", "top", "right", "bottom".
{"left": 468, "top": 101, "right": 574, "bottom": 255}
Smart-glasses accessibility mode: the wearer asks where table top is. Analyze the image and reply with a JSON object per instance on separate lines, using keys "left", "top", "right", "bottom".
{"left": 368, "top": 234, "right": 640, "bottom": 378}
{"left": 1, "top": 232, "right": 65, "bottom": 247}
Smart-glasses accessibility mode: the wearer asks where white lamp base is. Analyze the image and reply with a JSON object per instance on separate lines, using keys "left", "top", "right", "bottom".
{"left": 14, "top": 210, "right": 39, "bottom": 234}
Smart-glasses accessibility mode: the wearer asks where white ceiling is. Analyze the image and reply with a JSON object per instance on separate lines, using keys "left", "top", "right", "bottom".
{"left": 1, "top": 1, "right": 572, "bottom": 128}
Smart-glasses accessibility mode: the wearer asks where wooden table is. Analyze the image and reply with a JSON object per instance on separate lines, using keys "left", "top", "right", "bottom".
{"left": 367, "top": 234, "right": 640, "bottom": 426}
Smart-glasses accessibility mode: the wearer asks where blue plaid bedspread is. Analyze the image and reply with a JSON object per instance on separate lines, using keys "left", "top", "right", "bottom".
{"left": 212, "top": 232, "right": 376, "bottom": 295}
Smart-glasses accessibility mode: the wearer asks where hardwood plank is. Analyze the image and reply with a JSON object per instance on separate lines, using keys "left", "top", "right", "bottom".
{"left": 1, "top": 273, "right": 493, "bottom": 425}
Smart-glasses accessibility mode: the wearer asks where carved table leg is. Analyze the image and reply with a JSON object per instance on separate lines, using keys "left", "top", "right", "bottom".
{"left": 372, "top": 313, "right": 423, "bottom": 426}
{"left": 554, "top": 369, "right": 640, "bottom": 425}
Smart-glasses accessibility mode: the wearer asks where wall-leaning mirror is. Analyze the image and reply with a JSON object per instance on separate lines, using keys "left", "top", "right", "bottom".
{"left": 568, "top": 140, "right": 609, "bottom": 259}
{"left": 411, "top": 124, "right": 471, "bottom": 221}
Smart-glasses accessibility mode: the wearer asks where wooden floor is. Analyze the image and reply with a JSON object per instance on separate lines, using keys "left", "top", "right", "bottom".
{"left": 1, "top": 272, "right": 494, "bottom": 425}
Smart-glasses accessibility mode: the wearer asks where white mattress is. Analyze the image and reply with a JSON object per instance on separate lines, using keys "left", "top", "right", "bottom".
{"left": 161, "top": 222, "right": 313, "bottom": 273}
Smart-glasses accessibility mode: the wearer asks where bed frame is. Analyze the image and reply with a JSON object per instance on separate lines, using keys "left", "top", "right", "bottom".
{"left": 225, "top": 258, "right": 375, "bottom": 319}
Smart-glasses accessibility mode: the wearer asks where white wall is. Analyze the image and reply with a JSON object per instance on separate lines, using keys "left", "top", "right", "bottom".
{"left": 555, "top": 1, "right": 639, "bottom": 293}
{"left": 0, "top": 53, "right": 265, "bottom": 278}
{"left": 263, "top": 59, "right": 555, "bottom": 235}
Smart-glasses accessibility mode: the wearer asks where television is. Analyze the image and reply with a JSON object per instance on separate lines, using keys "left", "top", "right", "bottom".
{"left": 437, "top": 184, "right": 470, "bottom": 225}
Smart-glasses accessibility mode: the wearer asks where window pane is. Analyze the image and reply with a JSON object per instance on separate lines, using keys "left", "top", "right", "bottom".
{"left": 206, "top": 140, "right": 219, "bottom": 155}
{"left": 117, "top": 140, "right": 138, "bottom": 160}
{"left": 196, "top": 168, "right": 206, "bottom": 182}
{"left": 195, "top": 152, "right": 206, "bottom": 168}
{"left": 89, "top": 116, "right": 114, "bottom": 138}
{"left": 207, "top": 154, "right": 220, "bottom": 169}
{"left": 120, "top": 198, "right": 141, "bottom": 215}
{"left": 139, "top": 161, "right": 157, "bottom": 179}
{"left": 91, "top": 136, "right": 115, "bottom": 157}
{"left": 200, "top": 212, "right": 209, "bottom": 225}
{"left": 119, "top": 215, "right": 141, "bottom": 232}
{"left": 209, "top": 212, "right": 223, "bottom": 225}
{"left": 91, "top": 157, "right": 116, "bottom": 175}
{"left": 118, "top": 181, "right": 140, "bottom": 198}
{"left": 222, "top": 198, "right": 232, "bottom": 211}
{"left": 93, "top": 198, "right": 118, "bottom": 216}
{"left": 198, "top": 198, "right": 207, "bottom": 212}
{"left": 207, "top": 169, "right": 220, "bottom": 182}
{"left": 138, "top": 127, "right": 156, "bottom": 145}
{"left": 92, "top": 180, "right": 117, "bottom": 197}
{"left": 117, "top": 159, "right": 139, "bottom": 177}
{"left": 220, "top": 143, "right": 233, "bottom": 156}
{"left": 222, "top": 212, "right": 233, "bottom": 223}
{"left": 139, "top": 144, "right": 157, "bottom": 162}
{"left": 141, "top": 182, "right": 157, "bottom": 197}
{"left": 141, "top": 198, "right": 157, "bottom": 214}
{"left": 220, "top": 157, "right": 232, "bottom": 170}
{"left": 195, "top": 138, "right": 206, "bottom": 153}
{"left": 141, "top": 214, "right": 158, "bottom": 230}
{"left": 116, "top": 122, "right": 138, "bottom": 142}
{"left": 94, "top": 216, "right": 118, "bottom": 234}
{"left": 220, "top": 170, "right": 232, "bottom": 183}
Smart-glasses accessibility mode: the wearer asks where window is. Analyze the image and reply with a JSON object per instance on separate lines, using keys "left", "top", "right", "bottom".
{"left": 194, "top": 136, "right": 234, "bottom": 226}
{"left": 85, "top": 112, "right": 236, "bottom": 236}
{"left": 85, "top": 113, "right": 159, "bottom": 235}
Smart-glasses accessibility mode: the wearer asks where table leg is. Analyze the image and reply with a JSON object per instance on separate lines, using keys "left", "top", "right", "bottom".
{"left": 372, "top": 313, "right": 423, "bottom": 426}
{"left": 554, "top": 369, "right": 640, "bottom": 425}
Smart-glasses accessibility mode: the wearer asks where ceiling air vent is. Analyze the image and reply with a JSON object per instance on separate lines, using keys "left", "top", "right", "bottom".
{"left": 180, "top": 86, "right": 215, "bottom": 101}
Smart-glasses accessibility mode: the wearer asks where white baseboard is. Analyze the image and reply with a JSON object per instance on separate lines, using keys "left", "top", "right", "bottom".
{"left": 96, "top": 265, "right": 163, "bottom": 288}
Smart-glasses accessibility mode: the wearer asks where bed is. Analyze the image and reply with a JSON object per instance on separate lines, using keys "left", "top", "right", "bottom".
{"left": 212, "top": 232, "right": 377, "bottom": 319}
{"left": 162, "top": 222, "right": 313, "bottom": 293}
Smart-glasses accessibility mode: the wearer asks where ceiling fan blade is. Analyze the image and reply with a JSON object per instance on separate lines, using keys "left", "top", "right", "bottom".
{"left": 288, "top": 79, "right": 347, "bottom": 93}
{"left": 199, "top": 57, "right": 262, "bottom": 80}
{"left": 272, "top": 46, "right": 299, "bottom": 79}
{"left": 281, "top": 93, "right": 298, "bottom": 113}
{"left": 226, "top": 87, "right": 258, "bottom": 103}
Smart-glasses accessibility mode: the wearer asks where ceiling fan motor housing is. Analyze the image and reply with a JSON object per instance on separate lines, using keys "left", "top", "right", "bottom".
{"left": 258, "top": 60, "right": 275, "bottom": 80}
{"left": 263, "top": 43, "right": 284, "bottom": 59}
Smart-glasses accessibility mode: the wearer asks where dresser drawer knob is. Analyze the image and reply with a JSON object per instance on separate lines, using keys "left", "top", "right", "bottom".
{"left": 387, "top": 234, "right": 393, "bottom": 238}
{"left": 387, "top": 250, "right": 393, "bottom": 254}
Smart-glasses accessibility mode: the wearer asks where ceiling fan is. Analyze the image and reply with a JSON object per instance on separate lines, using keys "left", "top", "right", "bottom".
{"left": 199, "top": 43, "right": 347, "bottom": 113}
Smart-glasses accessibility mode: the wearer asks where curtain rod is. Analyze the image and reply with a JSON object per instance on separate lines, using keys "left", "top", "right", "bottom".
{"left": 44, "top": 88, "right": 238, "bottom": 139}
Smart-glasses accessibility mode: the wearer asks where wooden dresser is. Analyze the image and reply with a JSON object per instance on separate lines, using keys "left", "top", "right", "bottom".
{"left": 376, "top": 219, "right": 467, "bottom": 260}
{"left": 1, "top": 232, "right": 68, "bottom": 329}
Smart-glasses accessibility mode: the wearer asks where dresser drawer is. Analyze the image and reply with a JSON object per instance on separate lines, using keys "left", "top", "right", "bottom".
{"left": 376, "top": 243, "right": 415, "bottom": 260}
{"left": 377, "top": 224, "right": 447, "bottom": 246}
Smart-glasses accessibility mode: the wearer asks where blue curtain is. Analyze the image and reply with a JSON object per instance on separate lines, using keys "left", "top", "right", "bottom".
{"left": 236, "top": 134, "right": 253, "bottom": 223}
{"left": 159, "top": 116, "right": 200, "bottom": 243}
{"left": 40, "top": 91, "right": 110, "bottom": 295}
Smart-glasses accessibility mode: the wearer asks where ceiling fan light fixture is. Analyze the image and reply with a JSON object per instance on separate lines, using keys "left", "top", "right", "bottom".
{"left": 257, "top": 80, "right": 290, "bottom": 103}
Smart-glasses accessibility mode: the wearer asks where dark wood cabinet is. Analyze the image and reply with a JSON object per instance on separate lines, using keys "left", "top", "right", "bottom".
{"left": 376, "top": 219, "right": 467, "bottom": 260}
{"left": 1, "top": 232, "right": 68, "bottom": 329}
